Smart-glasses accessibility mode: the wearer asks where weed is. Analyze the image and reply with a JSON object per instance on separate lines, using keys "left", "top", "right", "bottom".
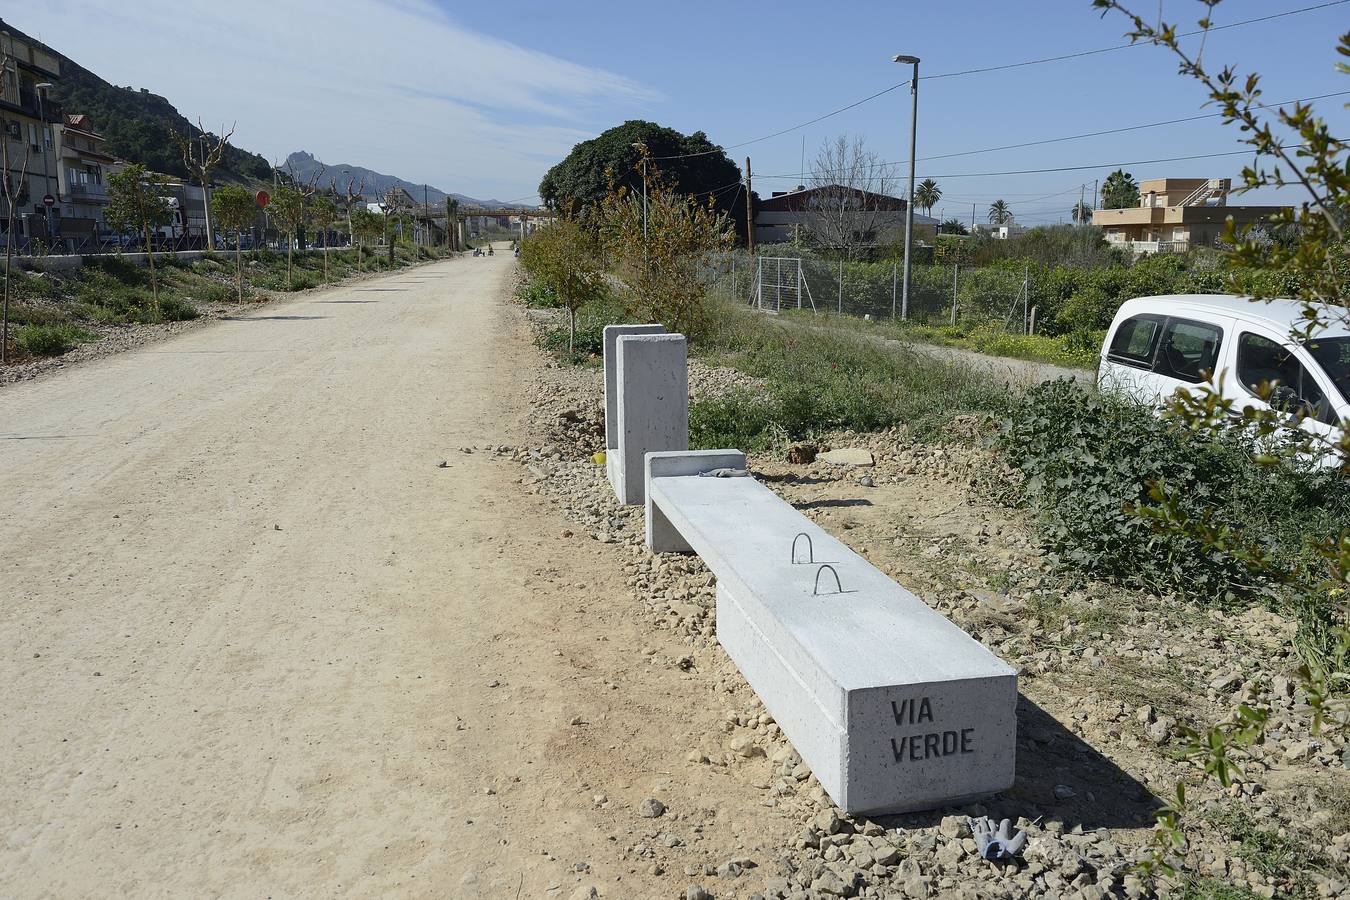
{"left": 15, "top": 323, "right": 97, "bottom": 356}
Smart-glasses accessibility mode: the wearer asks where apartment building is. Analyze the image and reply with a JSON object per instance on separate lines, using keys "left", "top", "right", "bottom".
{"left": 1091, "top": 177, "right": 1287, "bottom": 255}
{"left": 0, "top": 28, "right": 61, "bottom": 246}
{"left": 54, "top": 114, "right": 114, "bottom": 246}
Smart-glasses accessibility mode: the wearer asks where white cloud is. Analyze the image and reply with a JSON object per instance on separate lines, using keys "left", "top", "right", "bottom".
{"left": 12, "top": 0, "right": 655, "bottom": 200}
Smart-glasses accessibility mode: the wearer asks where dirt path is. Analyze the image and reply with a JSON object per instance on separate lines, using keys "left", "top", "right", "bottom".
{"left": 0, "top": 251, "right": 782, "bottom": 898}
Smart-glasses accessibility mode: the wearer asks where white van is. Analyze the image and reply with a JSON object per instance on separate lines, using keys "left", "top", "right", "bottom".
{"left": 1098, "top": 294, "right": 1350, "bottom": 443}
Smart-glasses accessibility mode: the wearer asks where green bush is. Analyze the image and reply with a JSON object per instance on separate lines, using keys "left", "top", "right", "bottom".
{"left": 999, "top": 380, "right": 1350, "bottom": 607}
{"left": 158, "top": 295, "right": 199, "bottom": 321}
{"left": 15, "top": 323, "right": 97, "bottom": 356}
{"left": 517, "top": 278, "right": 560, "bottom": 308}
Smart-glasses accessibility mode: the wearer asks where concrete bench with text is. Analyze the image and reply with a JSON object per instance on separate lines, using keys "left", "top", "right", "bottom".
{"left": 645, "top": 449, "right": 1018, "bottom": 815}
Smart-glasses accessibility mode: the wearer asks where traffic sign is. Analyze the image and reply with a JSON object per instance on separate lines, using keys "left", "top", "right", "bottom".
{"left": 42, "top": 194, "right": 55, "bottom": 207}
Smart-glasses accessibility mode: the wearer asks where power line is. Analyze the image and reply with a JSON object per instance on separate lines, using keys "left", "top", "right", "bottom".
{"left": 644, "top": 0, "right": 1345, "bottom": 163}
{"left": 753, "top": 146, "right": 1267, "bottom": 181}
{"left": 905, "top": 90, "right": 1349, "bottom": 166}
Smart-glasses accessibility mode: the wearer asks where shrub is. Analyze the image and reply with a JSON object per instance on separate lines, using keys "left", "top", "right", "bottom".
{"left": 15, "top": 323, "right": 97, "bottom": 356}
{"left": 999, "top": 379, "right": 1350, "bottom": 607}
{"left": 158, "top": 296, "right": 199, "bottom": 321}
{"left": 517, "top": 278, "right": 560, "bottom": 308}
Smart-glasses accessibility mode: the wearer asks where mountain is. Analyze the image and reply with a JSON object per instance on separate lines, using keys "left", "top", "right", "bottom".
{"left": 0, "top": 18, "right": 273, "bottom": 184}
{"left": 283, "top": 151, "right": 517, "bottom": 209}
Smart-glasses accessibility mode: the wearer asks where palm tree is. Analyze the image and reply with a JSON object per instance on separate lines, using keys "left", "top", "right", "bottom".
{"left": 1101, "top": 169, "right": 1140, "bottom": 209}
{"left": 987, "top": 199, "right": 1013, "bottom": 225}
{"left": 914, "top": 178, "right": 942, "bottom": 217}
{"left": 1070, "top": 201, "right": 1093, "bottom": 224}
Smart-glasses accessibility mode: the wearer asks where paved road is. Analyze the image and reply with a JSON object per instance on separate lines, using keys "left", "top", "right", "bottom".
{"left": 0, "top": 253, "right": 760, "bottom": 897}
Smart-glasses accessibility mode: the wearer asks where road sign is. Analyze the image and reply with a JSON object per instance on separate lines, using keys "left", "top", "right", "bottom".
{"left": 255, "top": 190, "right": 270, "bottom": 209}
{"left": 42, "top": 194, "right": 55, "bottom": 207}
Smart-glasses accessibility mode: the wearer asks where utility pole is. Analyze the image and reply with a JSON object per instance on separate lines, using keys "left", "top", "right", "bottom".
{"left": 970, "top": 202, "right": 976, "bottom": 232}
{"left": 744, "top": 157, "right": 754, "bottom": 257}
{"left": 34, "top": 82, "right": 54, "bottom": 245}
{"left": 1079, "top": 183, "right": 1085, "bottom": 224}
{"left": 1093, "top": 179, "right": 1099, "bottom": 211}
{"left": 893, "top": 54, "right": 920, "bottom": 323}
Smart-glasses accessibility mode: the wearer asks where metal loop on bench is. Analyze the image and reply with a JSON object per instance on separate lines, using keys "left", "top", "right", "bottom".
{"left": 791, "top": 532, "right": 814, "bottom": 565}
{"left": 813, "top": 564, "right": 844, "bottom": 596}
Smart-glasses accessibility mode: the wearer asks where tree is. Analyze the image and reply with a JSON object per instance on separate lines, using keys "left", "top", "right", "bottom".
{"left": 806, "top": 135, "right": 899, "bottom": 259}
{"left": 210, "top": 184, "right": 256, "bottom": 303}
{"left": 1101, "top": 169, "right": 1139, "bottom": 209}
{"left": 939, "top": 217, "right": 969, "bottom": 236}
{"left": 1070, "top": 200, "right": 1093, "bottom": 224}
{"left": 311, "top": 195, "right": 337, "bottom": 282}
{"left": 169, "top": 119, "right": 234, "bottom": 251}
{"left": 379, "top": 188, "right": 409, "bottom": 264}
{"left": 269, "top": 186, "right": 306, "bottom": 288}
{"left": 599, "top": 162, "right": 734, "bottom": 338}
{"left": 539, "top": 120, "right": 750, "bottom": 241}
{"left": 105, "top": 164, "right": 174, "bottom": 311}
{"left": 519, "top": 219, "right": 605, "bottom": 351}
{"left": 987, "top": 199, "right": 1013, "bottom": 225}
{"left": 350, "top": 208, "right": 383, "bottom": 272}
{"left": 914, "top": 178, "right": 942, "bottom": 217}
{"left": 1088, "top": 0, "right": 1350, "bottom": 885}
{"left": 332, "top": 174, "right": 366, "bottom": 246}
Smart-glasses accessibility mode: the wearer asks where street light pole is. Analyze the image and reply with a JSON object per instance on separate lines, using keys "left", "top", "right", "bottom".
{"left": 34, "top": 81, "right": 54, "bottom": 245}
{"left": 892, "top": 55, "right": 920, "bottom": 320}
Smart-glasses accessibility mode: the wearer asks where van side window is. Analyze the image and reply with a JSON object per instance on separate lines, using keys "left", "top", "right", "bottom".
{"left": 1153, "top": 319, "right": 1223, "bottom": 383}
{"left": 1107, "top": 315, "right": 1162, "bottom": 367}
{"left": 1237, "top": 332, "right": 1329, "bottom": 419}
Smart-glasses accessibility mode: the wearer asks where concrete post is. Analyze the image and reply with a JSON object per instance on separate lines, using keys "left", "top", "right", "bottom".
{"left": 608, "top": 333, "right": 688, "bottom": 505}
{"left": 602, "top": 324, "right": 665, "bottom": 451}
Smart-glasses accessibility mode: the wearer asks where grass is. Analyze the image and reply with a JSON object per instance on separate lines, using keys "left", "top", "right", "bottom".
{"left": 14, "top": 322, "right": 98, "bottom": 356}
{"left": 689, "top": 303, "right": 1012, "bottom": 450}
{"left": 800, "top": 310, "right": 1103, "bottom": 370}
{"left": 1201, "top": 804, "right": 1327, "bottom": 898}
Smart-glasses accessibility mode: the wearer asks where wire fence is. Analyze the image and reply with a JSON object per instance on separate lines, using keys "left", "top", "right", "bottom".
{"left": 702, "top": 250, "right": 1038, "bottom": 332}
{"left": 0, "top": 231, "right": 369, "bottom": 260}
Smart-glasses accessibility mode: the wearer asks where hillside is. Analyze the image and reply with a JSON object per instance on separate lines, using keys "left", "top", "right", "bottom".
{"left": 0, "top": 18, "right": 273, "bottom": 184}
{"left": 284, "top": 151, "right": 515, "bottom": 209}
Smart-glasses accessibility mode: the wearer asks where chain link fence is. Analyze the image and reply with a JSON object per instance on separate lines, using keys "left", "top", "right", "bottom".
{"left": 703, "top": 250, "right": 1037, "bottom": 332}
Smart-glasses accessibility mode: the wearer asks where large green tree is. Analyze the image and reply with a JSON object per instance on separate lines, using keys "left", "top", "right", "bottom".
{"left": 539, "top": 120, "right": 751, "bottom": 242}
{"left": 1101, "top": 169, "right": 1140, "bottom": 209}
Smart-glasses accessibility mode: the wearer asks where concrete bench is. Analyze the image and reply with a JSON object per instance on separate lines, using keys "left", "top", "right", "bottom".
{"left": 645, "top": 450, "right": 1018, "bottom": 815}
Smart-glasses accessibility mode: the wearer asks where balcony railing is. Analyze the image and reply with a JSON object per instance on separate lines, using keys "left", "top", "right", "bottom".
{"left": 68, "top": 182, "right": 109, "bottom": 202}
{"left": 1117, "top": 239, "right": 1189, "bottom": 255}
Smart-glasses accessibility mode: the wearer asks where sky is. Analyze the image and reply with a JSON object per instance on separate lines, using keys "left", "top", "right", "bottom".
{"left": 13, "top": 0, "right": 1349, "bottom": 221}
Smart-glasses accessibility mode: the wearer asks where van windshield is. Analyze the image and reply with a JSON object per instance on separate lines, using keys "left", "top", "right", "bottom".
{"left": 1305, "top": 337, "right": 1350, "bottom": 404}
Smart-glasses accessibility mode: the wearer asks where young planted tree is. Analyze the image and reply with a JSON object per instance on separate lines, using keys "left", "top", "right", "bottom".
{"left": 350, "top": 208, "right": 383, "bottom": 272}
{"left": 380, "top": 188, "right": 408, "bottom": 264}
{"left": 310, "top": 194, "right": 337, "bottom": 281}
{"left": 1100, "top": 168, "right": 1140, "bottom": 209}
{"left": 600, "top": 162, "right": 734, "bottom": 339}
{"left": 211, "top": 184, "right": 256, "bottom": 303}
{"left": 169, "top": 120, "right": 235, "bottom": 250}
{"left": 519, "top": 219, "right": 604, "bottom": 351}
{"left": 269, "top": 186, "right": 306, "bottom": 289}
{"left": 987, "top": 199, "right": 1014, "bottom": 225}
{"left": 105, "top": 164, "right": 175, "bottom": 311}
{"left": 332, "top": 174, "right": 366, "bottom": 246}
